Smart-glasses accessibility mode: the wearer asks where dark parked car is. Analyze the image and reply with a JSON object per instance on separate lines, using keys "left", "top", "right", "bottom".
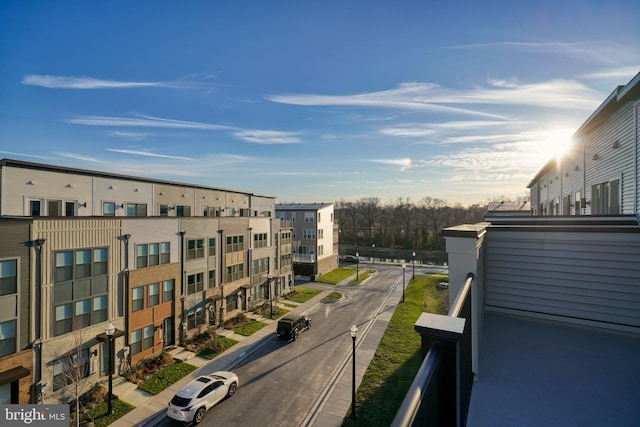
{"left": 341, "top": 255, "right": 360, "bottom": 263}
{"left": 276, "top": 315, "right": 311, "bottom": 341}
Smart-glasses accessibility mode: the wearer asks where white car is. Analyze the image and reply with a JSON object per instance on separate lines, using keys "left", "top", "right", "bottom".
{"left": 167, "top": 371, "right": 239, "bottom": 424}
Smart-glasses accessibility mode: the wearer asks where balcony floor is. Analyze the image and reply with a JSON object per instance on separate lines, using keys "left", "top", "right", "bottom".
{"left": 468, "top": 311, "right": 640, "bottom": 427}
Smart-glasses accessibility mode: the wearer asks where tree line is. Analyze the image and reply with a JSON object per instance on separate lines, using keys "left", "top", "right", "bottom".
{"left": 335, "top": 196, "right": 489, "bottom": 252}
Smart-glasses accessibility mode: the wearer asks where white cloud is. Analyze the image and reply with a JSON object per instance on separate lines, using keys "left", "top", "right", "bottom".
{"left": 66, "top": 114, "right": 233, "bottom": 130}
{"left": 106, "top": 148, "right": 194, "bottom": 161}
{"left": 268, "top": 77, "right": 600, "bottom": 117}
{"left": 232, "top": 129, "right": 300, "bottom": 144}
{"left": 22, "top": 74, "right": 205, "bottom": 89}
{"left": 446, "top": 41, "right": 635, "bottom": 65}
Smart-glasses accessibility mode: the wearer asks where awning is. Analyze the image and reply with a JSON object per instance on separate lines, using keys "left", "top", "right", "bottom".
{"left": 0, "top": 366, "right": 30, "bottom": 387}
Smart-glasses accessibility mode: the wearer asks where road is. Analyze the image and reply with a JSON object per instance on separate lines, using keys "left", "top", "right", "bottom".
{"left": 156, "top": 264, "right": 429, "bottom": 426}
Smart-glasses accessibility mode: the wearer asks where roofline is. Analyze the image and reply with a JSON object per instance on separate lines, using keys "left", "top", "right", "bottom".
{"left": 527, "top": 71, "right": 640, "bottom": 188}
{"left": 275, "top": 203, "right": 334, "bottom": 210}
{"left": 0, "top": 158, "right": 276, "bottom": 199}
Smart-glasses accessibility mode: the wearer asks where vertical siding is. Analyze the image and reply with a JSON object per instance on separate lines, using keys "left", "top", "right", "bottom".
{"left": 485, "top": 224, "right": 640, "bottom": 328}
{"left": 0, "top": 221, "right": 32, "bottom": 349}
{"left": 33, "top": 218, "right": 122, "bottom": 340}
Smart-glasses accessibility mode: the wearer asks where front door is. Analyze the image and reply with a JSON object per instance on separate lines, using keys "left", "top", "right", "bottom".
{"left": 164, "top": 317, "right": 174, "bottom": 346}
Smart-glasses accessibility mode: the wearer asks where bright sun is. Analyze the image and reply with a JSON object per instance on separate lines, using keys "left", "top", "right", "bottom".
{"left": 531, "top": 127, "right": 576, "bottom": 165}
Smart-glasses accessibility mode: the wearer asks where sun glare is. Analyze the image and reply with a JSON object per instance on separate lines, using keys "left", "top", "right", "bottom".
{"left": 531, "top": 128, "right": 576, "bottom": 165}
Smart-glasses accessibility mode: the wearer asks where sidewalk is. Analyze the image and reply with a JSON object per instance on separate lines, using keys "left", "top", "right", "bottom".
{"left": 110, "top": 273, "right": 403, "bottom": 427}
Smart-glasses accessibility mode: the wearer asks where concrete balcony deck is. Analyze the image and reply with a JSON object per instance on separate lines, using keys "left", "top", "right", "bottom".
{"left": 467, "top": 311, "right": 640, "bottom": 427}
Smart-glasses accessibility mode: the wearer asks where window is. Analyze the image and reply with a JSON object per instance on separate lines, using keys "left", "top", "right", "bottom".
{"left": 303, "top": 229, "right": 316, "bottom": 239}
{"left": 65, "top": 202, "right": 75, "bottom": 217}
{"left": 127, "top": 203, "right": 147, "bottom": 216}
{"left": 55, "top": 252, "right": 73, "bottom": 282}
{"left": 130, "top": 329, "right": 142, "bottom": 355}
{"left": 137, "top": 242, "right": 170, "bottom": 268}
{"left": 143, "top": 325, "right": 154, "bottom": 350}
{"left": 92, "top": 296, "right": 107, "bottom": 323}
{"left": 160, "top": 242, "right": 170, "bottom": 264}
{"left": 254, "top": 233, "right": 268, "bottom": 248}
{"left": 187, "top": 306, "right": 205, "bottom": 329}
{"left": 75, "top": 250, "right": 91, "bottom": 278}
{"left": 103, "top": 202, "right": 116, "bottom": 216}
{"left": 0, "top": 259, "right": 17, "bottom": 296}
{"left": 55, "top": 304, "right": 72, "bottom": 336}
{"left": 30, "top": 200, "right": 41, "bottom": 216}
{"left": 53, "top": 247, "right": 109, "bottom": 336}
{"left": 187, "top": 273, "right": 204, "bottom": 294}
{"left": 0, "top": 320, "right": 16, "bottom": 357}
{"left": 75, "top": 299, "right": 91, "bottom": 328}
{"left": 47, "top": 200, "right": 62, "bottom": 217}
{"left": 132, "top": 287, "right": 144, "bottom": 312}
{"left": 176, "top": 205, "right": 191, "bottom": 217}
{"left": 226, "top": 263, "right": 244, "bottom": 282}
{"left": 149, "top": 243, "right": 159, "bottom": 266}
{"left": 319, "top": 245, "right": 324, "bottom": 256}
{"left": 226, "top": 235, "right": 245, "bottom": 253}
{"left": 149, "top": 283, "right": 160, "bottom": 307}
{"left": 226, "top": 293, "right": 238, "bottom": 311}
{"left": 187, "top": 239, "right": 205, "bottom": 260}
{"left": 304, "top": 212, "right": 314, "bottom": 222}
{"left": 160, "top": 204, "right": 170, "bottom": 216}
{"left": 251, "top": 258, "right": 269, "bottom": 284}
{"left": 318, "top": 212, "right": 321, "bottom": 222}
{"left": 53, "top": 349, "right": 89, "bottom": 391}
{"left": 208, "top": 238, "right": 216, "bottom": 256}
{"left": 291, "top": 212, "right": 296, "bottom": 222}
{"left": 574, "top": 191, "right": 582, "bottom": 216}
{"left": 592, "top": 179, "right": 620, "bottom": 215}
{"left": 318, "top": 229, "right": 324, "bottom": 239}
{"left": 163, "top": 280, "right": 174, "bottom": 303}
{"left": 208, "top": 270, "right": 216, "bottom": 288}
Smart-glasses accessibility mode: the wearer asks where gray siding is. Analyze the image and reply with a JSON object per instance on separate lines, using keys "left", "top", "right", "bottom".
{"left": 485, "top": 225, "right": 640, "bottom": 328}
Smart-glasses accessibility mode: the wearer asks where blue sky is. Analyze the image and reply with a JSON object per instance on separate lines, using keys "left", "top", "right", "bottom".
{"left": 1, "top": 1, "right": 639, "bottom": 205}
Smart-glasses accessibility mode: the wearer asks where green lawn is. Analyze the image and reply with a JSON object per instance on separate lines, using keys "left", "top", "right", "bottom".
{"left": 80, "top": 399, "right": 135, "bottom": 427}
{"left": 197, "top": 336, "right": 239, "bottom": 359}
{"left": 234, "top": 319, "right": 268, "bottom": 336}
{"left": 321, "top": 292, "right": 342, "bottom": 301}
{"left": 138, "top": 362, "right": 198, "bottom": 395}
{"left": 285, "top": 287, "right": 322, "bottom": 303}
{"left": 316, "top": 267, "right": 358, "bottom": 284}
{"left": 344, "top": 274, "right": 448, "bottom": 426}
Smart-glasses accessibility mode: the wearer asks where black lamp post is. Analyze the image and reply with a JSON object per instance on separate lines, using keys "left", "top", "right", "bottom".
{"left": 355, "top": 252, "right": 359, "bottom": 281}
{"left": 402, "top": 263, "right": 406, "bottom": 302}
{"left": 105, "top": 322, "right": 115, "bottom": 415}
{"left": 412, "top": 251, "right": 416, "bottom": 279}
{"left": 349, "top": 324, "right": 358, "bottom": 420}
{"left": 268, "top": 274, "right": 273, "bottom": 318}
{"left": 371, "top": 243, "right": 375, "bottom": 264}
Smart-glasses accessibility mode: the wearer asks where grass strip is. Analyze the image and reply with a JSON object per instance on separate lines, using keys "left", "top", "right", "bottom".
{"left": 344, "top": 274, "right": 448, "bottom": 426}
{"left": 138, "top": 362, "right": 198, "bottom": 395}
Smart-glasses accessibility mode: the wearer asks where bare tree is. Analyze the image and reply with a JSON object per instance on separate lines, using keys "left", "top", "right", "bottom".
{"left": 357, "top": 197, "right": 382, "bottom": 245}
{"left": 418, "top": 196, "right": 448, "bottom": 250}
{"left": 52, "top": 325, "right": 92, "bottom": 427}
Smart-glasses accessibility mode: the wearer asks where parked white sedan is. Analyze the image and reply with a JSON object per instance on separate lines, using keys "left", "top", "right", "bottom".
{"left": 167, "top": 371, "right": 239, "bottom": 424}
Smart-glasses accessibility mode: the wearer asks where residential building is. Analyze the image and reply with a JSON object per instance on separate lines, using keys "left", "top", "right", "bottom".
{"left": 528, "top": 71, "right": 640, "bottom": 216}
{"left": 395, "top": 70, "right": 640, "bottom": 426}
{"left": 276, "top": 203, "right": 338, "bottom": 278}
{"left": 0, "top": 158, "right": 292, "bottom": 404}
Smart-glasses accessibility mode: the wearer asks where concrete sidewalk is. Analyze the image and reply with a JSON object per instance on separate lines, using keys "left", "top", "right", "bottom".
{"left": 110, "top": 273, "right": 404, "bottom": 427}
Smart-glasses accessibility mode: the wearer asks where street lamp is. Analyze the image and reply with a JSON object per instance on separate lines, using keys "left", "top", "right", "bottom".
{"left": 355, "top": 252, "right": 359, "bottom": 282}
{"left": 412, "top": 251, "right": 416, "bottom": 279}
{"left": 371, "top": 243, "right": 375, "bottom": 264}
{"left": 402, "top": 263, "right": 406, "bottom": 302}
{"left": 349, "top": 324, "right": 358, "bottom": 420}
{"left": 105, "top": 322, "right": 115, "bottom": 415}
{"left": 268, "top": 274, "right": 273, "bottom": 318}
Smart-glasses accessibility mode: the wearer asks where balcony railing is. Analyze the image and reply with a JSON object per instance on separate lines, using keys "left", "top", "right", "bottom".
{"left": 392, "top": 273, "right": 474, "bottom": 427}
